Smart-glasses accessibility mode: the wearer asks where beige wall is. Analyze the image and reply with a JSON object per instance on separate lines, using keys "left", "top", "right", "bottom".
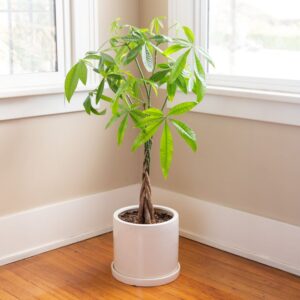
{"left": 140, "top": 0, "right": 300, "bottom": 226}
{"left": 1, "top": 0, "right": 299, "bottom": 228}
{"left": 0, "top": 113, "right": 139, "bottom": 216}
{"left": 0, "top": 0, "right": 140, "bottom": 216}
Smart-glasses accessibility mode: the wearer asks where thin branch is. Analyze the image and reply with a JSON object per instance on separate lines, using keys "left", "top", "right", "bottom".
{"left": 134, "top": 57, "right": 150, "bottom": 104}
{"left": 126, "top": 94, "right": 133, "bottom": 105}
{"left": 161, "top": 95, "right": 168, "bottom": 111}
{"left": 148, "top": 49, "right": 158, "bottom": 105}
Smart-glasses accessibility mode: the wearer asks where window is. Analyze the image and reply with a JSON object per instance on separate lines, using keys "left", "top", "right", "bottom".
{"left": 0, "top": 0, "right": 68, "bottom": 94}
{"left": 199, "top": 0, "right": 300, "bottom": 93}
{"left": 0, "top": 0, "right": 57, "bottom": 75}
{"left": 168, "top": 0, "right": 300, "bottom": 126}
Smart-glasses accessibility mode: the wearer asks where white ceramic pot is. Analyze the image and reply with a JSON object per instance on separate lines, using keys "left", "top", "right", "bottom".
{"left": 111, "top": 205, "right": 180, "bottom": 287}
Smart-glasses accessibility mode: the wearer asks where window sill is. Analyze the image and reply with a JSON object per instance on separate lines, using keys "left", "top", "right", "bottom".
{"left": 207, "top": 86, "right": 300, "bottom": 105}
{"left": 0, "top": 86, "right": 99, "bottom": 121}
{"left": 168, "top": 86, "right": 300, "bottom": 127}
{"left": 0, "top": 84, "right": 96, "bottom": 100}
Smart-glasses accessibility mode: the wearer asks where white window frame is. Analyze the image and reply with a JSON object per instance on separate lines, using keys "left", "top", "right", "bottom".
{"left": 0, "top": 0, "right": 101, "bottom": 120}
{"left": 197, "top": 0, "right": 300, "bottom": 94}
{"left": 0, "top": 0, "right": 71, "bottom": 97}
{"left": 168, "top": 0, "right": 300, "bottom": 126}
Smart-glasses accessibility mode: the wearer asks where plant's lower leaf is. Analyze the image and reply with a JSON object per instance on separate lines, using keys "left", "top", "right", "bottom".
{"left": 196, "top": 46, "right": 215, "bottom": 67}
{"left": 167, "top": 81, "right": 177, "bottom": 101}
{"left": 160, "top": 121, "right": 173, "bottom": 178}
{"left": 168, "top": 101, "right": 196, "bottom": 116}
{"left": 163, "top": 44, "right": 187, "bottom": 57}
{"left": 193, "top": 76, "right": 206, "bottom": 103}
{"left": 90, "top": 107, "right": 106, "bottom": 116}
{"left": 143, "top": 108, "right": 163, "bottom": 116}
{"left": 169, "top": 49, "right": 190, "bottom": 83}
{"left": 83, "top": 95, "right": 92, "bottom": 114}
{"left": 137, "top": 116, "right": 164, "bottom": 128}
{"left": 65, "top": 60, "right": 87, "bottom": 101}
{"left": 170, "top": 119, "right": 197, "bottom": 151}
{"left": 194, "top": 53, "right": 206, "bottom": 85}
{"left": 118, "top": 114, "right": 129, "bottom": 145}
{"left": 176, "top": 76, "right": 188, "bottom": 94}
{"left": 132, "top": 120, "right": 163, "bottom": 151}
{"left": 96, "top": 79, "right": 105, "bottom": 104}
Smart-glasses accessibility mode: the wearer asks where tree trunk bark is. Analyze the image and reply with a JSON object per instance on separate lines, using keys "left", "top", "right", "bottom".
{"left": 138, "top": 139, "right": 155, "bottom": 224}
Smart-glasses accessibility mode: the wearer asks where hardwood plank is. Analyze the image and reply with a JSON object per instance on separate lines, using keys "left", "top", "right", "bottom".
{"left": 0, "top": 233, "right": 299, "bottom": 300}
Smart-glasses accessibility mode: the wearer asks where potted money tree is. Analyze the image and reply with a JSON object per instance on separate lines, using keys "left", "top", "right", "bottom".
{"left": 65, "top": 17, "right": 213, "bottom": 287}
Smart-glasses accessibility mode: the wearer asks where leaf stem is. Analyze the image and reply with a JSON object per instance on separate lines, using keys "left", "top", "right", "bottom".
{"left": 161, "top": 95, "right": 168, "bottom": 111}
{"left": 134, "top": 58, "right": 151, "bottom": 107}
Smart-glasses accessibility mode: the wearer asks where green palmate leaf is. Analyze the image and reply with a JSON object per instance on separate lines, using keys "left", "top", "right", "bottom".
{"left": 100, "top": 94, "right": 113, "bottom": 103}
{"left": 129, "top": 110, "right": 145, "bottom": 125}
{"left": 96, "top": 79, "right": 105, "bottom": 104}
{"left": 143, "top": 108, "right": 163, "bottom": 116}
{"left": 170, "top": 119, "right": 197, "bottom": 152}
{"left": 132, "top": 120, "right": 163, "bottom": 151}
{"left": 176, "top": 75, "right": 188, "bottom": 94}
{"left": 150, "top": 16, "right": 165, "bottom": 34}
{"left": 85, "top": 54, "right": 101, "bottom": 60}
{"left": 98, "top": 56, "right": 104, "bottom": 71}
{"left": 115, "top": 46, "right": 128, "bottom": 64}
{"left": 65, "top": 60, "right": 87, "bottom": 101}
{"left": 106, "top": 112, "right": 124, "bottom": 129}
{"left": 168, "top": 101, "right": 196, "bottom": 116}
{"left": 83, "top": 95, "right": 92, "bottom": 114}
{"left": 137, "top": 116, "right": 164, "bottom": 128}
{"left": 160, "top": 121, "right": 173, "bottom": 178}
{"left": 90, "top": 107, "right": 106, "bottom": 116}
{"left": 101, "top": 53, "right": 115, "bottom": 65}
{"left": 112, "top": 98, "right": 119, "bottom": 115}
{"left": 163, "top": 44, "right": 187, "bottom": 57}
{"left": 149, "top": 42, "right": 164, "bottom": 55}
{"left": 121, "top": 35, "right": 141, "bottom": 42}
{"left": 194, "top": 53, "right": 206, "bottom": 84}
{"left": 157, "top": 63, "right": 171, "bottom": 69}
{"left": 118, "top": 114, "right": 129, "bottom": 145}
{"left": 193, "top": 76, "right": 206, "bottom": 102}
{"left": 124, "top": 44, "right": 142, "bottom": 65}
{"left": 151, "top": 34, "right": 171, "bottom": 44}
{"left": 114, "top": 81, "right": 128, "bottom": 101}
{"left": 169, "top": 49, "right": 190, "bottom": 83}
{"left": 182, "top": 26, "right": 195, "bottom": 43}
{"left": 196, "top": 46, "right": 215, "bottom": 67}
{"left": 167, "top": 81, "right": 177, "bottom": 101}
{"left": 150, "top": 70, "right": 169, "bottom": 82}
{"left": 83, "top": 95, "right": 106, "bottom": 116}
{"left": 142, "top": 43, "right": 154, "bottom": 72}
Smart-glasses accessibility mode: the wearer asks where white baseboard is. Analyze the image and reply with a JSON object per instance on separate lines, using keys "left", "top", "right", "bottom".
{"left": 0, "top": 184, "right": 139, "bottom": 266}
{"left": 153, "top": 186, "right": 300, "bottom": 276}
{"left": 1, "top": 184, "right": 299, "bottom": 277}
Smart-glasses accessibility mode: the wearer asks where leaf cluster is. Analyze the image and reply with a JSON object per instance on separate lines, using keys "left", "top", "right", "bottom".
{"left": 64, "top": 17, "right": 213, "bottom": 178}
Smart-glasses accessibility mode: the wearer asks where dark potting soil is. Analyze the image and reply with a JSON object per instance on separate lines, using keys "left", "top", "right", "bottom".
{"left": 119, "top": 209, "right": 172, "bottom": 224}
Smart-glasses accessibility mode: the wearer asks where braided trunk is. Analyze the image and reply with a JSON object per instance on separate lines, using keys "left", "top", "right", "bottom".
{"left": 138, "top": 139, "right": 155, "bottom": 224}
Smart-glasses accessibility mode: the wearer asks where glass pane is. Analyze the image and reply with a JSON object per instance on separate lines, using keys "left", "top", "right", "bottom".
{"left": 0, "top": 13, "right": 10, "bottom": 75}
{"left": 208, "top": 0, "right": 300, "bottom": 80}
{"left": 32, "top": 0, "right": 52, "bottom": 11}
{"left": 0, "top": 0, "right": 57, "bottom": 75}
{"left": 11, "top": 0, "right": 30, "bottom": 10}
{"left": 0, "top": 0, "right": 7, "bottom": 10}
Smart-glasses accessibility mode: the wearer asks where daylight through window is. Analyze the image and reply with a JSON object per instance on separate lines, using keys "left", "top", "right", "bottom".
{"left": 0, "top": 0, "right": 57, "bottom": 75}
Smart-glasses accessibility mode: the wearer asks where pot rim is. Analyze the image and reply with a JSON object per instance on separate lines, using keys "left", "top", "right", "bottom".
{"left": 113, "top": 205, "right": 178, "bottom": 227}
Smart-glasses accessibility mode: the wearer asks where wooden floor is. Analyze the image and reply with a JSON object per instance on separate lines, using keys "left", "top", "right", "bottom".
{"left": 0, "top": 233, "right": 299, "bottom": 300}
